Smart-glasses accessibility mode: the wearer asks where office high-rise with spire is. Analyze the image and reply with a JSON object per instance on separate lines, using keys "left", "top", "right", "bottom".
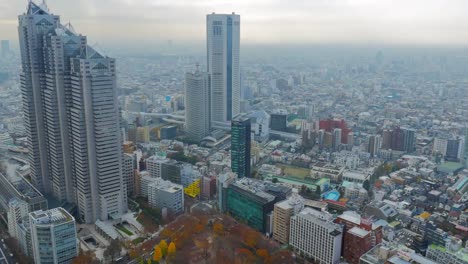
{"left": 206, "top": 13, "right": 240, "bottom": 126}
{"left": 18, "top": 1, "right": 127, "bottom": 223}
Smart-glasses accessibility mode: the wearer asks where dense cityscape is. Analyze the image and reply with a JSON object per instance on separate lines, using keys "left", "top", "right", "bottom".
{"left": 0, "top": 1, "right": 467, "bottom": 264}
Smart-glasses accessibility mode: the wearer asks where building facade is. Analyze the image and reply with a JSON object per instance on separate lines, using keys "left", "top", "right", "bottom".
{"left": 29, "top": 208, "right": 78, "bottom": 264}
{"left": 225, "top": 179, "right": 275, "bottom": 232}
{"left": 148, "top": 179, "right": 184, "bottom": 214}
{"left": 231, "top": 115, "right": 251, "bottom": 178}
{"left": 272, "top": 191, "right": 304, "bottom": 244}
{"left": 18, "top": 2, "right": 127, "bottom": 224}
{"left": 289, "top": 208, "right": 343, "bottom": 264}
{"left": 206, "top": 13, "right": 240, "bottom": 125}
{"left": 185, "top": 70, "right": 210, "bottom": 141}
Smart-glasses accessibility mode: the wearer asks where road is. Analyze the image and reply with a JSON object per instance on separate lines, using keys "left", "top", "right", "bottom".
{"left": 0, "top": 240, "right": 14, "bottom": 264}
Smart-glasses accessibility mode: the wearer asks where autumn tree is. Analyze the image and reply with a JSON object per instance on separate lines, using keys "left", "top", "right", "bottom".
{"left": 213, "top": 222, "right": 224, "bottom": 236}
{"left": 158, "top": 240, "right": 168, "bottom": 257}
{"left": 168, "top": 242, "right": 176, "bottom": 256}
{"left": 194, "top": 223, "right": 204, "bottom": 233}
{"left": 243, "top": 230, "right": 260, "bottom": 248}
{"left": 194, "top": 237, "right": 210, "bottom": 258}
{"left": 153, "top": 245, "right": 162, "bottom": 262}
{"left": 256, "top": 249, "right": 269, "bottom": 260}
{"left": 72, "top": 250, "right": 98, "bottom": 264}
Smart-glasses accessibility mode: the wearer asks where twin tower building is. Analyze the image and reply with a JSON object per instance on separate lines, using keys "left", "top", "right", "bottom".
{"left": 185, "top": 13, "right": 241, "bottom": 141}
{"left": 19, "top": 2, "right": 240, "bottom": 224}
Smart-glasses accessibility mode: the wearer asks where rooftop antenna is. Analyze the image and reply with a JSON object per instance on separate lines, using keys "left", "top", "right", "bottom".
{"left": 195, "top": 63, "right": 200, "bottom": 73}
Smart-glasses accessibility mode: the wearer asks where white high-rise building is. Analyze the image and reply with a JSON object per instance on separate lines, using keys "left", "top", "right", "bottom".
{"left": 184, "top": 70, "right": 210, "bottom": 141}
{"left": 290, "top": 208, "right": 343, "bottom": 264}
{"left": 29, "top": 208, "right": 78, "bottom": 264}
{"left": 18, "top": 2, "right": 127, "bottom": 223}
{"left": 206, "top": 13, "right": 240, "bottom": 126}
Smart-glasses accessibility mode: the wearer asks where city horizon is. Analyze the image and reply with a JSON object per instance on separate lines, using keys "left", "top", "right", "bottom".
{"left": 1, "top": 0, "right": 468, "bottom": 48}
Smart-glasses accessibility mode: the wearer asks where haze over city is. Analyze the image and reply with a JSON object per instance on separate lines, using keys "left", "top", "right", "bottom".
{"left": 0, "top": 1, "right": 467, "bottom": 264}
{"left": 1, "top": 0, "right": 468, "bottom": 49}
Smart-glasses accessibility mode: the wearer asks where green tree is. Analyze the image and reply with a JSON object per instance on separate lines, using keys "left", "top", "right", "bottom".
{"left": 315, "top": 185, "right": 321, "bottom": 196}
{"left": 272, "top": 178, "right": 278, "bottom": 183}
{"left": 104, "top": 239, "right": 121, "bottom": 263}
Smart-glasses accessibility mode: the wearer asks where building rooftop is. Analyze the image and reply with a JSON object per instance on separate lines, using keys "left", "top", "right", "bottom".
{"left": 30, "top": 207, "right": 73, "bottom": 225}
{"left": 148, "top": 178, "right": 182, "bottom": 193}
{"left": 231, "top": 178, "right": 276, "bottom": 202}
{"left": 338, "top": 211, "right": 361, "bottom": 225}
{"left": 348, "top": 226, "right": 370, "bottom": 238}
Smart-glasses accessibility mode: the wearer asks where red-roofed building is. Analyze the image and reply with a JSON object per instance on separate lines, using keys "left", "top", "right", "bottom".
{"left": 319, "top": 118, "right": 352, "bottom": 144}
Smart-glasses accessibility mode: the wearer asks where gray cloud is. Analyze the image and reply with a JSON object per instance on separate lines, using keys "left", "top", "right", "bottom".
{"left": 1, "top": 0, "right": 468, "bottom": 46}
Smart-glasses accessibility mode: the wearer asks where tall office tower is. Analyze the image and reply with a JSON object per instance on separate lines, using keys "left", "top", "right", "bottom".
{"left": 206, "top": 13, "right": 240, "bottom": 125}
{"left": 381, "top": 129, "right": 392, "bottom": 149}
{"left": 231, "top": 115, "right": 251, "bottom": 178}
{"left": 1, "top": 40, "right": 9, "bottom": 57}
{"left": 367, "top": 135, "right": 382, "bottom": 158}
{"left": 185, "top": 70, "right": 210, "bottom": 141}
{"left": 402, "top": 128, "right": 416, "bottom": 153}
{"left": 29, "top": 208, "right": 78, "bottom": 264}
{"left": 123, "top": 153, "right": 136, "bottom": 197}
{"left": 390, "top": 126, "right": 404, "bottom": 151}
{"left": 289, "top": 208, "right": 343, "bottom": 264}
{"left": 19, "top": 2, "right": 127, "bottom": 223}
{"left": 347, "top": 132, "right": 354, "bottom": 149}
{"left": 332, "top": 128, "right": 342, "bottom": 151}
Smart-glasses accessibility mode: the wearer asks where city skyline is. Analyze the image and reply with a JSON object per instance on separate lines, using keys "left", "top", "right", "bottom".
{"left": 0, "top": 0, "right": 467, "bottom": 264}
{"left": 2, "top": 0, "right": 468, "bottom": 48}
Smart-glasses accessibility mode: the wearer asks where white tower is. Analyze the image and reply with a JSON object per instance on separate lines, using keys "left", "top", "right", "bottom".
{"left": 206, "top": 13, "right": 240, "bottom": 126}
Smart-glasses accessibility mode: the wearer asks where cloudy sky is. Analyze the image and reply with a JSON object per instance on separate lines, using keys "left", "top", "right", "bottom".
{"left": 1, "top": 0, "right": 468, "bottom": 47}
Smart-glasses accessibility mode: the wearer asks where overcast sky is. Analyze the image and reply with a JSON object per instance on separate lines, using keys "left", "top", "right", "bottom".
{"left": 1, "top": 0, "right": 468, "bottom": 47}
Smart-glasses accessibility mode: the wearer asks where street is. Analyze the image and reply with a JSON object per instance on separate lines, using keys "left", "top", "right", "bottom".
{"left": 0, "top": 240, "right": 14, "bottom": 264}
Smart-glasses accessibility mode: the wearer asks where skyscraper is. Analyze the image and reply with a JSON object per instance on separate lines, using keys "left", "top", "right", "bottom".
{"left": 18, "top": 2, "right": 127, "bottom": 223}
{"left": 402, "top": 128, "right": 416, "bottom": 153}
{"left": 367, "top": 135, "right": 382, "bottom": 157}
{"left": 185, "top": 70, "right": 210, "bottom": 141}
{"left": 332, "top": 128, "right": 342, "bottom": 151}
{"left": 231, "top": 115, "right": 251, "bottom": 178}
{"left": 206, "top": 13, "right": 240, "bottom": 125}
{"left": 29, "top": 208, "right": 78, "bottom": 264}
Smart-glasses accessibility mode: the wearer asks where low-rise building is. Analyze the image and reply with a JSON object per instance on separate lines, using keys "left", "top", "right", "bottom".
{"left": 426, "top": 238, "right": 468, "bottom": 264}
{"left": 225, "top": 178, "right": 276, "bottom": 232}
{"left": 29, "top": 208, "right": 78, "bottom": 264}
{"left": 148, "top": 178, "right": 184, "bottom": 214}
